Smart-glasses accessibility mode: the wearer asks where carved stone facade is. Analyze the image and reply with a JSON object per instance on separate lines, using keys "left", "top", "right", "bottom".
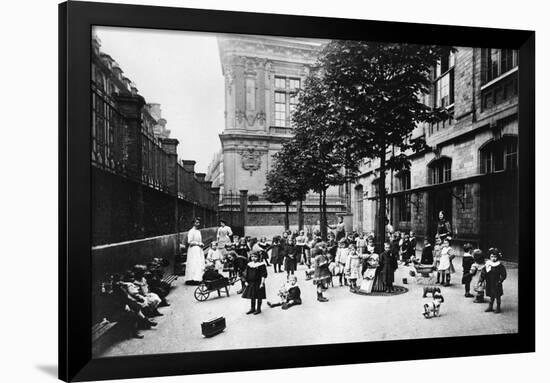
{"left": 215, "top": 35, "right": 345, "bottom": 230}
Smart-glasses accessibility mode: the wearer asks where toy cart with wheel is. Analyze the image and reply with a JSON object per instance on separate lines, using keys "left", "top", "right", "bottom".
{"left": 193, "top": 275, "right": 240, "bottom": 302}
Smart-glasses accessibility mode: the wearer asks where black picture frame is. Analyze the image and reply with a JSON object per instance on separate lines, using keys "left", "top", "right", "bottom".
{"left": 59, "top": 1, "right": 535, "bottom": 381}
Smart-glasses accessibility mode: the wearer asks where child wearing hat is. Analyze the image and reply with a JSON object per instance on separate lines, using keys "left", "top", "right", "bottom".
{"left": 480, "top": 248, "right": 507, "bottom": 313}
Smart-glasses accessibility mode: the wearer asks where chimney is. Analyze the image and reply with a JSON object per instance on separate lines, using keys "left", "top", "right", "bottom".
{"left": 181, "top": 160, "right": 196, "bottom": 173}
{"left": 160, "top": 138, "right": 179, "bottom": 155}
{"left": 195, "top": 173, "right": 206, "bottom": 183}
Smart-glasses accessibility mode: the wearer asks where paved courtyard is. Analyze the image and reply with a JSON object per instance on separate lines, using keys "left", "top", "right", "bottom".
{"left": 101, "top": 257, "right": 518, "bottom": 357}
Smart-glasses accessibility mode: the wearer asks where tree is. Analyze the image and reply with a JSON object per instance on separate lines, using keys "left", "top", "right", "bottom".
{"left": 290, "top": 74, "right": 350, "bottom": 239}
{"left": 264, "top": 143, "right": 308, "bottom": 231}
{"left": 318, "top": 40, "right": 451, "bottom": 247}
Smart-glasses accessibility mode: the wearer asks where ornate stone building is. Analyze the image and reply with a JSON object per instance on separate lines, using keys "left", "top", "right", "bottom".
{"left": 351, "top": 47, "right": 519, "bottom": 260}
{"left": 215, "top": 35, "right": 345, "bottom": 235}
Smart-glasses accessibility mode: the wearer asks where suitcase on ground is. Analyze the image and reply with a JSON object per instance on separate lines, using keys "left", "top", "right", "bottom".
{"left": 201, "top": 316, "right": 226, "bottom": 337}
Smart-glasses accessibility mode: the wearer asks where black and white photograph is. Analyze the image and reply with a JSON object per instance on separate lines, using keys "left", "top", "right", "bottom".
{"left": 4, "top": 0, "right": 548, "bottom": 381}
{"left": 91, "top": 26, "right": 521, "bottom": 358}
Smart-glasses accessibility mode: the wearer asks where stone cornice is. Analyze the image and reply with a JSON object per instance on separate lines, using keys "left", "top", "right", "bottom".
{"left": 218, "top": 35, "right": 325, "bottom": 73}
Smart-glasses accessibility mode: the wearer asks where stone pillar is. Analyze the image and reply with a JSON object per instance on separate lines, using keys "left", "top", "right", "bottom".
{"left": 240, "top": 190, "right": 248, "bottom": 228}
{"left": 114, "top": 93, "right": 146, "bottom": 237}
{"left": 160, "top": 138, "right": 180, "bottom": 269}
{"left": 160, "top": 138, "right": 179, "bottom": 195}
{"left": 211, "top": 187, "right": 221, "bottom": 224}
{"left": 114, "top": 93, "right": 145, "bottom": 180}
{"left": 297, "top": 200, "right": 304, "bottom": 231}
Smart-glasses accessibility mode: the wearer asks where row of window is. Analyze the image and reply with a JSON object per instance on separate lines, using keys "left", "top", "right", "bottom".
{"left": 428, "top": 48, "right": 518, "bottom": 135}
{"left": 371, "top": 136, "right": 518, "bottom": 199}
{"left": 381, "top": 137, "right": 518, "bottom": 223}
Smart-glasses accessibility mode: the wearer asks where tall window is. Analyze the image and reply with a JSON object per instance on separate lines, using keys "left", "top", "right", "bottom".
{"left": 289, "top": 78, "right": 301, "bottom": 91}
{"left": 434, "top": 50, "right": 455, "bottom": 108}
{"left": 273, "top": 76, "right": 301, "bottom": 127}
{"left": 481, "top": 136, "right": 518, "bottom": 174}
{"left": 429, "top": 157, "right": 452, "bottom": 185}
{"left": 275, "top": 92, "right": 287, "bottom": 127}
{"left": 396, "top": 170, "right": 411, "bottom": 192}
{"left": 275, "top": 76, "right": 286, "bottom": 89}
{"left": 483, "top": 49, "right": 518, "bottom": 84}
{"left": 397, "top": 194, "right": 411, "bottom": 222}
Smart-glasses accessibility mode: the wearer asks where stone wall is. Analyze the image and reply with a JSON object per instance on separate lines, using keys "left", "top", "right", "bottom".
{"left": 92, "top": 228, "right": 217, "bottom": 322}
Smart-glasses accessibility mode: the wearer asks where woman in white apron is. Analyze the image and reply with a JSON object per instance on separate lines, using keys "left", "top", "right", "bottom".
{"left": 185, "top": 218, "right": 205, "bottom": 285}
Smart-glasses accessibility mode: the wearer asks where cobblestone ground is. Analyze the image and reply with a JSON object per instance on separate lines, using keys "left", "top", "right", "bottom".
{"left": 101, "top": 256, "right": 518, "bottom": 357}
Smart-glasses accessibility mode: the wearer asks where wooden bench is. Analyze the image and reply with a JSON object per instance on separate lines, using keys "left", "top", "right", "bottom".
{"left": 161, "top": 273, "right": 178, "bottom": 287}
{"left": 92, "top": 320, "right": 119, "bottom": 357}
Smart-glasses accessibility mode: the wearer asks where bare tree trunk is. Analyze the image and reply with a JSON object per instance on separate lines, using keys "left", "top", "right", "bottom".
{"left": 321, "top": 188, "right": 328, "bottom": 240}
{"left": 378, "top": 142, "right": 387, "bottom": 251}
{"left": 297, "top": 199, "right": 304, "bottom": 231}
{"left": 284, "top": 203, "right": 290, "bottom": 231}
{"left": 319, "top": 191, "right": 327, "bottom": 236}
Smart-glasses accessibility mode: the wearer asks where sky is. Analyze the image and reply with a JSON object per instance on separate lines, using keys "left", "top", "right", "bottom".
{"left": 94, "top": 26, "right": 225, "bottom": 174}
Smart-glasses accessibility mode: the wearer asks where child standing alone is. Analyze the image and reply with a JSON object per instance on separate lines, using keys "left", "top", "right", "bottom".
{"left": 242, "top": 252, "right": 268, "bottom": 315}
{"left": 481, "top": 248, "right": 507, "bottom": 313}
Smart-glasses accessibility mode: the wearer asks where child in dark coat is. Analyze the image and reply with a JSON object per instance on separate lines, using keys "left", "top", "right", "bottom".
{"left": 480, "top": 248, "right": 507, "bottom": 313}
{"left": 284, "top": 239, "right": 298, "bottom": 277}
{"left": 420, "top": 239, "right": 434, "bottom": 265}
{"left": 379, "top": 242, "right": 398, "bottom": 293}
{"left": 242, "top": 251, "right": 268, "bottom": 315}
{"left": 461, "top": 243, "right": 475, "bottom": 298}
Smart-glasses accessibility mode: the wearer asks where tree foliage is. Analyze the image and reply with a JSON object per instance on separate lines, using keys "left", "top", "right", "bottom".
{"left": 267, "top": 40, "right": 451, "bottom": 241}
{"left": 317, "top": 40, "right": 451, "bottom": 244}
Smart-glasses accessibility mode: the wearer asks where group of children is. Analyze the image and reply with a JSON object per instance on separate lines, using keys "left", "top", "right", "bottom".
{"left": 460, "top": 245, "right": 508, "bottom": 313}
{"left": 416, "top": 237, "right": 508, "bottom": 313}
{"left": 99, "top": 258, "right": 173, "bottom": 339}
{"left": 199, "top": 228, "right": 509, "bottom": 315}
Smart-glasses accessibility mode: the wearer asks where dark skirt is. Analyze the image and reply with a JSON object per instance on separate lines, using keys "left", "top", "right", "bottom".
{"left": 284, "top": 257, "right": 297, "bottom": 272}
{"left": 371, "top": 268, "right": 385, "bottom": 292}
{"left": 270, "top": 247, "right": 280, "bottom": 264}
{"left": 242, "top": 282, "right": 266, "bottom": 300}
{"left": 313, "top": 264, "right": 332, "bottom": 283}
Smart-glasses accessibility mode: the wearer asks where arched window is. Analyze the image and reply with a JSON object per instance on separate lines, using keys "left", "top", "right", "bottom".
{"left": 428, "top": 157, "right": 452, "bottom": 185}
{"left": 480, "top": 136, "right": 518, "bottom": 174}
